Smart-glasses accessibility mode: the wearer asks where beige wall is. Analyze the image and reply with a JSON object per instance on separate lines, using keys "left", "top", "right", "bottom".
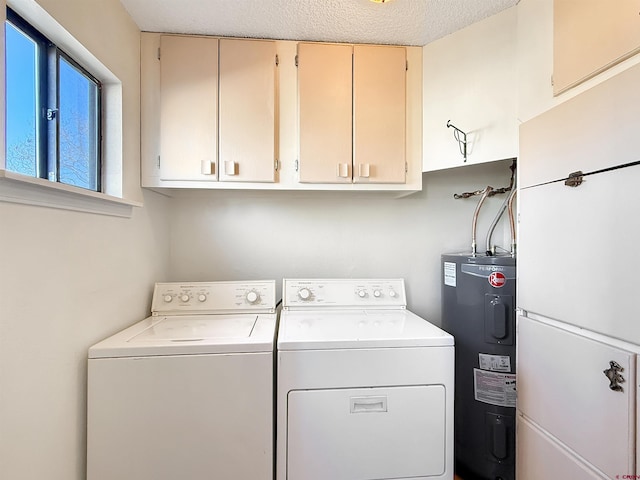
{"left": 0, "top": 1, "right": 171, "bottom": 480}
{"left": 168, "top": 161, "right": 515, "bottom": 325}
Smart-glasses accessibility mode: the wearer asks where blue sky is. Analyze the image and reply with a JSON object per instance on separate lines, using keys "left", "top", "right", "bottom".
{"left": 5, "top": 21, "right": 37, "bottom": 175}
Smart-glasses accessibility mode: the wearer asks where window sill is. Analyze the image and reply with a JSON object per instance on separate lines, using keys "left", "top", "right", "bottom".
{"left": 0, "top": 170, "right": 142, "bottom": 217}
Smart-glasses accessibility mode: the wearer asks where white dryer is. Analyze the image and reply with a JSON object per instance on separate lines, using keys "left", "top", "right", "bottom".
{"left": 276, "top": 279, "right": 455, "bottom": 480}
{"left": 87, "top": 281, "right": 277, "bottom": 480}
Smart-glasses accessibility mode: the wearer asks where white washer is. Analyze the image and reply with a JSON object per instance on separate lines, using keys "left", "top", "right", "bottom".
{"left": 277, "top": 279, "right": 455, "bottom": 480}
{"left": 87, "top": 281, "right": 277, "bottom": 480}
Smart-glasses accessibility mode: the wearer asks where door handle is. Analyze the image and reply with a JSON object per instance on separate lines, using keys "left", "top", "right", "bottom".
{"left": 603, "top": 361, "right": 624, "bottom": 392}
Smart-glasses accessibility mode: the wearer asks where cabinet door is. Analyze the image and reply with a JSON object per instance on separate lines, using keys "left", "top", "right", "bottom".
{"left": 160, "top": 35, "right": 218, "bottom": 181}
{"left": 219, "top": 39, "right": 277, "bottom": 183}
{"left": 554, "top": 0, "right": 640, "bottom": 95}
{"left": 517, "top": 415, "right": 608, "bottom": 480}
{"left": 297, "top": 43, "right": 353, "bottom": 183}
{"left": 518, "top": 164, "right": 640, "bottom": 343}
{"left": 517, "top": 315, "right": 636, "bottom": 478}
{"left": 353, "top": 45, "right": 406, "bottom": 184}
{"left": 520, "top": 62, "right": 640, "bottom": 189}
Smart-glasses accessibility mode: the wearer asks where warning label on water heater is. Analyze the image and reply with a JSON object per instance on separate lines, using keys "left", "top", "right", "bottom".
{"left": 444, "top": 262, "right": 456, "bottom": 287}
{"left": 474, "top": 369, "right": 516, "bottom": 408}
{"left": 478, "top": 353, "right": 511, "bottom": 372}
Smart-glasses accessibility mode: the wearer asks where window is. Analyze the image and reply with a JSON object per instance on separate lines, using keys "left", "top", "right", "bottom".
{"left": 5, "top": 8, "right": 102, "bottom": 192}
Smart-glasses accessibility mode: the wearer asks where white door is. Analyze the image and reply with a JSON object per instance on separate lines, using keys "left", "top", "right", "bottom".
{"left": 286, "top": 385, "right": 445, "bottom": 479}
{"left": 519, "top": 62, "right": 640, "bottom": 188}
{"left": 517, "top": 315, "right": 636, "bottom": 478}
{"left": 518, "top": 163, "right": 640, "bottom": 343}
{"left": 516, "top": 415, "right": 608, "bottom": 479}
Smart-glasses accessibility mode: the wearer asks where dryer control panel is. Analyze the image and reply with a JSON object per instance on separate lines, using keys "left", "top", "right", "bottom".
{"left": 283, "top": 279, "right": 406, "bottom": 309}
{"left": 152, "top": 281, "right": 276, "bottom": 315}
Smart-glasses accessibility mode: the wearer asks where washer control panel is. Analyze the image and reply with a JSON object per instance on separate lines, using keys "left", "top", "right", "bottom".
{"left": 151, "top": 280, "right": 276, "bottom": 314}
{"left": 283, "top": 279, "right": 406, "bottom": 309}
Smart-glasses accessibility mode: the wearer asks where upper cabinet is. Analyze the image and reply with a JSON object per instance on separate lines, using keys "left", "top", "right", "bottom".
{"left": 297, "top": 43, "right": 353, "bottom": 183}
{"left": 353, "top": 45, "right": 407, "bottom": 184}
{"left": 297, "top": 43, "right": 407, "bottom": 184}
{"left": 149, "top": 34, "right": 278, "bottom": 185}
{"left": 218, "top": 39, "right": 277, "bottom": 183}
{"left": 159, "top": 35, "right": 219, "bottom": 181}
{"left": 553, "top": 0, "right": 640, "bottom": 95}
{"left": 141, "top": 33, "right": 422, "bottom": 192}
{"left": 422, "top": 8, "right": 518, "bottom": 172}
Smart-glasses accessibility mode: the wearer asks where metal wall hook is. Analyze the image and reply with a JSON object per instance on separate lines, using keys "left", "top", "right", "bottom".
{"left": 447, "top": 120, "right": 468, "bottom": 163}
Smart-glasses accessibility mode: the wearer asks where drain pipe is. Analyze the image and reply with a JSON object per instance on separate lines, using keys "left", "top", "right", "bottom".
{"left": 508, "top": 188, "right": 518, "bottom": 257}
{"left": 471, "top": 186, "right": 493, "bottom": 257}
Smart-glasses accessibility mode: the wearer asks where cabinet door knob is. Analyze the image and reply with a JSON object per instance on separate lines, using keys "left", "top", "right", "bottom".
{"left": 224, "top": 160, "right": 238, "bottom": 176}
{"left": 336, "top": 163, "right": 350, "bottom": 178}
{"left": 201, "top": 160, "right": 215, "bottom": 175}
{"left": 603, "top": 360, "right": 624, "bottom": 392}
{"left": 358, "top": 163, "right": 371, "bottom": 178}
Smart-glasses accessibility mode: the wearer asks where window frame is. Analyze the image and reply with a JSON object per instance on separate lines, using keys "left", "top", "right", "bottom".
{"left": 5, "top": 7, "right": 103, "bottom": 192}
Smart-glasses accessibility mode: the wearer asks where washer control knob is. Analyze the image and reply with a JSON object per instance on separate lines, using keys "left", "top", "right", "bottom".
{"left": 373, "top": 290, "right": 382, "bottom": 298}
{"left": 389, "top": 290, "right": 397, "bottom": 298}
{"left": 197, "top": 294, "right": 207, "bottom": 302}
{"left": 246, "top": 291, "right": 260, "bottom": 304}
{"left": 180, "top": 294, "right": 190, "bottom": 302}
{"left": 298, "top": 288, "right": 311, "bottom": 300}
{"left": 357, "top": 290, "right": 367, "bottom": 298}
{"left": 163, "top": 295, "right": 173, "bottom": 303}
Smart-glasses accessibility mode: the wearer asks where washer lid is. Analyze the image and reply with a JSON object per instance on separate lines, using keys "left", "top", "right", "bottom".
{"left": 89, "top": 313, "right": 277, "bottom": 358}
{"left": 277, "top": 310, "right": 453, "bottom": 351}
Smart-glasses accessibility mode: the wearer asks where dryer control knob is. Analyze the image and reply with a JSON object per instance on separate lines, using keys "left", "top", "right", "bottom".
{"left": 373, "top": 290, "right": 381, "bottom": 298}
{"left": 389, "top": 290, "right": 397, "bottom": 298}
{"left": 357, "top": 290, "right": 367, "bottom": 298}
{"left": 163, "top": 295, "right": 173, "bottom": 303}
{"left": 197, "top": 294, "right": 207, "bottom": 302}
{"left": 298, "top": 288, "right": 311, "bottom": 300}
{"left": 180, "top": 294, "right": 190, "bottom": 302}
{"left": 246, "top": 291, "right": 259, "bottom": 304}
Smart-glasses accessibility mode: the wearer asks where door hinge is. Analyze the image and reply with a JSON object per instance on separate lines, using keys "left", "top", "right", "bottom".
{"left": 157, "top": 156, "right": 161, "bottom": 169}
{"left": 294, "top": 55, "right": 298, "bottom": 67}
{"left": 406, "top": 60, "right": 408, "bottom": 71}
{"left": 405, "top": 162, "right": 408, "bottom": 173}
{"left": 157, "top": 47, "right": 161, "bottom": 60}
{"left": 564, "top": 171, "right": 584, "bottom": 187}
{"left": 274, "top": 159, "right": 279, "bottom": 171}
{"left": 275, "top": 54, "right": 279, "bottom": 66}
{"left": 295, "top": 159, "right": 299, "bottom": 172}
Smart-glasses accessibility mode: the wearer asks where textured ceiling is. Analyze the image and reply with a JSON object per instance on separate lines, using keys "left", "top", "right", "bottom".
{"left": 119, "top": 0, "right": 519, "bottom": 46}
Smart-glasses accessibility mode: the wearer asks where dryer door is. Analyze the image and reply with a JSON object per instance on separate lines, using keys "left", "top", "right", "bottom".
{"left": 286, "top": 385, "right": 445, "bottom": 480}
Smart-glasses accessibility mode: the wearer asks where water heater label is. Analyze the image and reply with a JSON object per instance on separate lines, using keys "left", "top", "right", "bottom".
{"left": 444, "top": 262, "right": 456, "bottom": 287}
{"left": 479, "top": 353, "right": 511, "bottom": 372}
{"left": 473, "top": 369, "right": 516, "bottom": 408}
